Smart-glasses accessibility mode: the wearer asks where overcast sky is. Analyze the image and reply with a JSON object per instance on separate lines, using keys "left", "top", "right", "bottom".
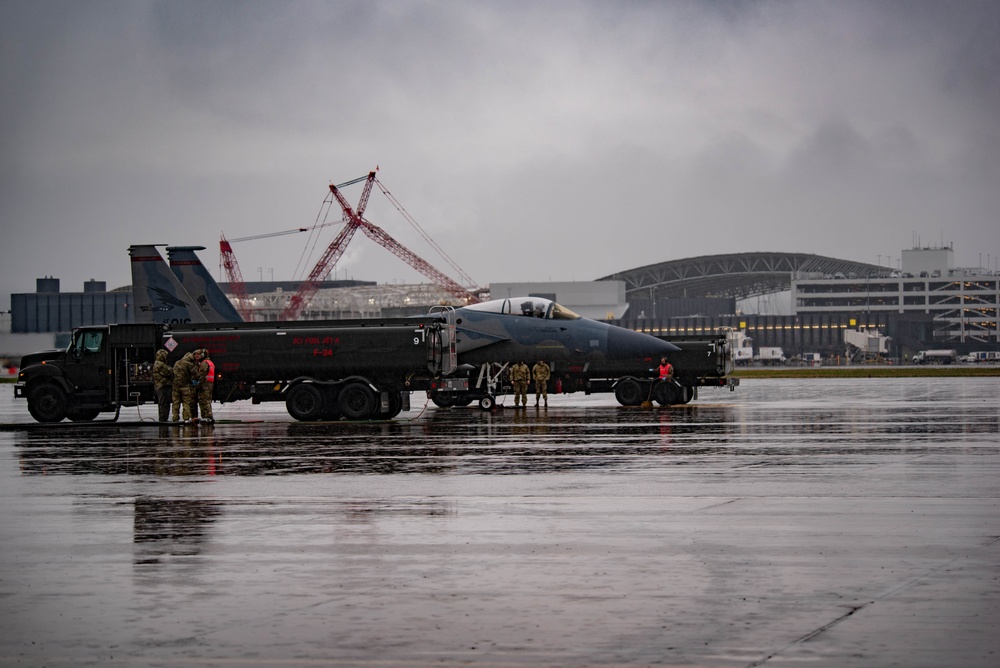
{"left": 2, "top": 0, "right": 999, "bottom": 309}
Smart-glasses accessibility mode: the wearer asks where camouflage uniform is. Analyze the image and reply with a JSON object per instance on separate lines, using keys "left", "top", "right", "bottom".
{"left": 195, "top": 350, "right": 215, "bottom": 423}
{"left": 171, "top": 350, "right": 202, "bottom": 422}
{"left": 152, "top": 349, "right": 174, "bottom": 422}
{"left": 532, "top": 361, "right": 551, "bottom": 406}
{"left": 509, "top": 362, "right": 530, "bottom": 406}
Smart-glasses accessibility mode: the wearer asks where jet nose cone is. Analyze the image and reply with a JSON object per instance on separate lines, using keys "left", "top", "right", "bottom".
{"left": 606, "top": 326, "right": 680, "bottom": 359}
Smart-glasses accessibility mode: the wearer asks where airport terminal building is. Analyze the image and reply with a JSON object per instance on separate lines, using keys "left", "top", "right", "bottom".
{"left": 791, "top": 247, "right": 998, "bottom": 345}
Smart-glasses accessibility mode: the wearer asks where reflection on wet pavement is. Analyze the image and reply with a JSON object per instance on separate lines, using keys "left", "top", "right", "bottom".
{"left": 1, "top": 378, "right": 998, "bottom": 667}
{"left": 10, "top": 379, "right": 999, "bottom": 477}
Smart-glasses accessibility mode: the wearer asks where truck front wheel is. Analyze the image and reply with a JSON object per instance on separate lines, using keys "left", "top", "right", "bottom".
{"left": 286, "top": 383, "right": 324, "bottom": 421}
{"left": 28, "top": 383, "right": 69, "bottom": 423}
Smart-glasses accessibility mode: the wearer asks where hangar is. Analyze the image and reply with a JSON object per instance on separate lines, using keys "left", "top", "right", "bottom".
{"left": 598, "top": 252, "right": 889, "bottom": 301}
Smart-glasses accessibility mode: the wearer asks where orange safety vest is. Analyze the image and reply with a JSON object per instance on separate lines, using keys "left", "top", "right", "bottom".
{"left": 204, "top": 359, "right": 215, "bottom": 383}
{"left": 658, "top": 363, "right": 673, "bottom": 379}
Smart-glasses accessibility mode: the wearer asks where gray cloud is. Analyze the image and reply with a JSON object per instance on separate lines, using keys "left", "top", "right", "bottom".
{"left": 2, "top": 0, "right": 999, "bottom": 309}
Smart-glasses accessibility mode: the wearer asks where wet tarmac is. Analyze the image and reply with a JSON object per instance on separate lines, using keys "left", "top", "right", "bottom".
{"left": 1, "top": 378, "right": 998, "bottom": 667}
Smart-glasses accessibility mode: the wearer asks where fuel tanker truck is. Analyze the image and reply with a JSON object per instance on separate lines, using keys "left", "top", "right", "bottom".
{"left": 15, "top": 317, "right": 452, "bottom": 423}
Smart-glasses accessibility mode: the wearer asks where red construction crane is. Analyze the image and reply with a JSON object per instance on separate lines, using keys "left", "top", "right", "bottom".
{"left": 219, "top": 234, "right": 253, "bottom": 320}
{"left": 278, "top": 172, "right": 375, "bottom": 320}
{"left": 280, "top": 170, "right": 481, "bottom": 320}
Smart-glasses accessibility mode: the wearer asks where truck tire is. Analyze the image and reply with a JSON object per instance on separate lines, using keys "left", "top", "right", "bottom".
{"left": 339, "top": 382, "right": 376, "bottom": 420}
{"left": 28, "top": 383, "right": 69, "bottom": 423}
{"left": 430, "top": 392, "right": 457, "bottom": 408}
{"left": 375, "top": 391, "right": 403, "bottom": 420}
{"left": 286, "top": 383, "right": 324, "bottom": 421}
{"left": 654, "top": 381, "right": 680, "bottom": 406}
{"left": 614, "top": 378, "right": 643, "bottom": 406}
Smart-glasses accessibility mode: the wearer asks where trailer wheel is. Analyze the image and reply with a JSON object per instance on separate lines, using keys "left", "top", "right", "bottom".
{"left": 340, "top": 382, "right": 376, "bottom": 420}
{"left": 286, "top": 383, "right": 324, "bottom": 421}
{"left": 478, "top": 395, "right": 495, "bottom": 411}
{"left": 430, "top": 392, "right": 457, "bottom": 408}
{"left": 375, "top": 391, "right": 403, "bottom": 420}
{"left": 614, "top": 378, "right": 643, "bottom": 406}
{"left": 27, "top": 383, "right": 69, "bottom": 423}
{"left": 654, "top": 381, "right": 680, "bottom": 406}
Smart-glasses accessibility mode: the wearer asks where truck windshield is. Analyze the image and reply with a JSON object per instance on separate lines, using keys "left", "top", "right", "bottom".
{"left": 73, "top": 330, "right": 104, "bottom": 355}
{"left": 463, "top": 297, "right": 581, "bottom": 320}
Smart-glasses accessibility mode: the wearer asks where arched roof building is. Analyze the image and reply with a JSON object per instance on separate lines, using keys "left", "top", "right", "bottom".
{"left": 599, "top": 252, "right": 891, "bottom": 301}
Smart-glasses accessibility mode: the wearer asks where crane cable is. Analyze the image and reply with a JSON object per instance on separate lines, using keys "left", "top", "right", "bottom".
{"left": 375, "top": 178, "right": 478, "bottom": 289}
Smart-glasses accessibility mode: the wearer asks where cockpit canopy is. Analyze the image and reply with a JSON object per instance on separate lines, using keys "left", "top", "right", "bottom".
{"left": 462, "top": 297, "right": 581, "bottom": 320}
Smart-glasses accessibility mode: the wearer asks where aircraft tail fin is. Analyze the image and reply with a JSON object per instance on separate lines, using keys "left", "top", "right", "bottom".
{"left": 166, "top": 246, "right": 244, "bottom": 323}
{"left": 128, "top": 245, "right": 208, "bottom": 324}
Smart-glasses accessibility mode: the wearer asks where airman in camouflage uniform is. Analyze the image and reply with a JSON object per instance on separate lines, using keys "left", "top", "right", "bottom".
{"left": 532, "top": 360, "right": 551, "bottom": 406}
{"left": 509, "top": 361, "right": 530, "bottom": 407}
{"left": 195, "top": 349, "right": 215, "bottom": 424}
{"left": 152, "top": 349, "right": 173, "bottom": 422}
{"left": 171, "top": 349, "right": 202, "bottom": 423}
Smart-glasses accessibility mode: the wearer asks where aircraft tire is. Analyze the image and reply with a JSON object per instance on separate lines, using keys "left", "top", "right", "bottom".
{"left": 286, "top": 383, "right": 324, "bottom": 421}
{"left": 27, "top": 382, "right": 69, "bottom": 423}
{"left": 614, "top": 378, "right": 643, "bottom": 406}
{"left": 679, "top": 385, "right": 695, "bottom": 404}
{"left": 478, "top": 395, "right": 495, "bottom": 411}
{"left": 340, "top": 382, "right": 376, "bottom": 420}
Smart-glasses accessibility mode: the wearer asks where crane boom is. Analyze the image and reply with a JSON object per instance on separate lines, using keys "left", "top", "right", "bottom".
{"left": 219, "top": 235, "right": 254, "bottom": 320}
{"left": 279, "top": 220, "right": 361, "bottom": 320}
{"left": 279, "top": 172, "right": 377, "bottom": 320}
{"left": 358, "top": 220, "right": 480, "bottom": 304}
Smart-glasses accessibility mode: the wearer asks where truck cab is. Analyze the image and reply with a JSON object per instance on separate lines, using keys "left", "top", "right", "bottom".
{"left": 15, "top": 324, "right": 160, "bottom": 422}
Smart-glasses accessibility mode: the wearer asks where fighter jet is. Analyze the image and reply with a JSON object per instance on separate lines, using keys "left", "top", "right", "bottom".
{"left": 426, "top": 296, "right": 681, "bottom": 407}
{"left": 129, "top": 245, "right": 208, "bottom": 324}
{"left": 166, "top": 245, "right": 244, "bottom": 323}
{"left": 450, "top": 296, "right": 679, "bottom": 366}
